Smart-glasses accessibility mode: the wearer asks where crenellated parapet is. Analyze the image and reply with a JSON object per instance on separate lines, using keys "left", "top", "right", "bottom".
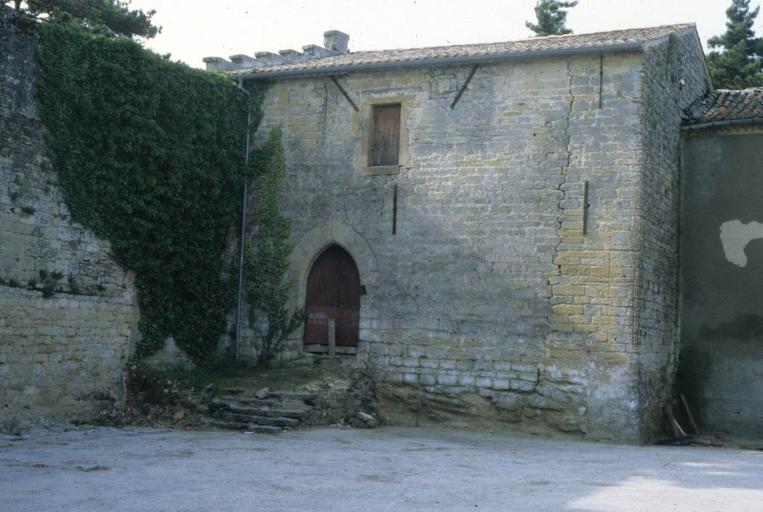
{"left": 203, "top": 30, "right": 350, "bottom": 72}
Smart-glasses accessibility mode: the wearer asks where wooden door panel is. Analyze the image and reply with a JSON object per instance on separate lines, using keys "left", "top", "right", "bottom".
{"left": 303, "top": 308, "right": 333, "bottom": 345}
{"left": 335, "top": 309, "right": 359, "bottom": 346}
{"left": 303, "top": 245, "right": 360, "bottom": 348}
{"left": 371, "top": 104, "right": 401, "bottom": 167}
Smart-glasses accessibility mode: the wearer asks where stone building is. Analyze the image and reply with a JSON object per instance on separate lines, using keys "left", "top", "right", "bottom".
{"left": 3, "top": 9, "right": 761, "bottom": 443}
{"left": 207, "top": 25, "right": 711, "bottom": 443}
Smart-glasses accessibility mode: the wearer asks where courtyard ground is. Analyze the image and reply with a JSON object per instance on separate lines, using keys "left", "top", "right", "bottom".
{"left": 1, "top": 426, "right": 762, "bottom": 512}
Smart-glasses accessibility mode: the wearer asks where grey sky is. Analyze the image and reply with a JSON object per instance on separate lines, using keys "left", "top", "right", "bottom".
{"left": 129, "top": 0, "right": 757, "bottom": 68}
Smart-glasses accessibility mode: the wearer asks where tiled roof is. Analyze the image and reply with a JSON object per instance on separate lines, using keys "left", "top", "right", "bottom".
{"left": 683, "top": 89, "right": 763, "bottom": 127}
{"left": 230, "top": 24, "right": 696, "bottom": 79}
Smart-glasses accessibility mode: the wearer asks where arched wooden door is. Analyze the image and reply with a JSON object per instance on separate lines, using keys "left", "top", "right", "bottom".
{"left": 303, "top": 245, "right": 361, "bottom": 349}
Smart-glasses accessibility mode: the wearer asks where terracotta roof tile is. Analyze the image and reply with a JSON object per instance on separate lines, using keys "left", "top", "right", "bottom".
{"left": 229, "top": 24, "right": 696, "bottom": 78}
{"left": 683, "top": 89, "right": 763, "bottom": 126}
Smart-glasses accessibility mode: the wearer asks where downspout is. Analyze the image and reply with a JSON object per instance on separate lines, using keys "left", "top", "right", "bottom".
{"left": 234, "top": 80, "right": 252, "bottom": 361}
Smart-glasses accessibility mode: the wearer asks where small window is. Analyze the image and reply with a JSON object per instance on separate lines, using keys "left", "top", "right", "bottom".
{"left": 370, "top": 104, "right": 401, "bottom": 167}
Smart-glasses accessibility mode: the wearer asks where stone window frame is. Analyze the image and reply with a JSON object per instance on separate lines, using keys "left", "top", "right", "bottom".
{"left": 359, "top": 95, "right": 412, "bottom": 176}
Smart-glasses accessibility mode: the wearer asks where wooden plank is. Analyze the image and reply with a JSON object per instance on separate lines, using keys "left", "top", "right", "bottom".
{"left": 451, "top": 64, "right": 479, "bottom": 109}
{"left": 372, "top": 104, "right": 400, "bottom": 166}
{"left": 328, "top": 319, "right": 336, "bottom": 357}
{"left": 329, "top": 76, "right": 359, "bottom": 111}
{"left": 664, "top": 404, "right": 687, "bottom": 437}
{"left": 680, "top": 393, "right": 700, "bottom": 435}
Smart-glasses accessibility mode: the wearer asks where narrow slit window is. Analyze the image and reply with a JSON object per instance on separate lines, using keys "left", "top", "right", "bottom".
{"left": 370, "top": 104, "right": 401, "bottom": 167}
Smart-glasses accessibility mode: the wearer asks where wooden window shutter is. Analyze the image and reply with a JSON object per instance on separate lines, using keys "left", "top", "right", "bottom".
{"left": 371, "top": 104, "right": 401, "bottom": 166}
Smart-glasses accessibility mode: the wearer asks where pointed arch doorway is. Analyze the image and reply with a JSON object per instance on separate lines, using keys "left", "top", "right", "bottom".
{"left": 303, "top": 244, "right": 361, "bottom": 353}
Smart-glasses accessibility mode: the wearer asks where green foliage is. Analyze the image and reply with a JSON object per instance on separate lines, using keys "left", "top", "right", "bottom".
{"left": 0, "top": 416, "right": 23, "bottom": 437}
{"left": 37, "top": 23, "right": 254, "bottom": 362}
{"left": 526, "top": 0, "right": 577, "bottom": 36}
{"left": 246, "top": 127, "right": 306, "bottom": 366}
{"left": 707, "top": 0, "right": 763, "bottom": 89}
{"left": 16, "top": 0, "right": 160, "bottom": 39}
{"left": 38, "top": 269, "right": 62, "bottom": 298}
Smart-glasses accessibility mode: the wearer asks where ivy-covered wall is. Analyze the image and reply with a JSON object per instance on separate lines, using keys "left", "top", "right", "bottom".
{"left": 1, "top": 10, "right": 139, "bottom": 425}
{"left": 37, "top": 22, "right": 253, "bottom": 362}
{"left": 1, "top": 8, "right": 260, "bottom": 426}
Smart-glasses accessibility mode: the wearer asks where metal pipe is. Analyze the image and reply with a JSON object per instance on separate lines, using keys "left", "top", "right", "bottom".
{"left": 583, "top": 180, "right": 590, "bottom": 236}
{"left": 598, "top": 54, "right": 604, "bottom": 109}
{"left": 229, "top": 43, "right": 644, "bottom": 81}
{"left": 234, "top": 81, "right": 251, "bottom": 361}
{"left": 392, "top": 183, "right": 398, "bottom": 235}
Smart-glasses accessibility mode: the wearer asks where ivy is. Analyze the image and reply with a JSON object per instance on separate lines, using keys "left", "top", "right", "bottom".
{"left": 37, "top": 22, "right": 262, "bottom": 362}
{"left": 246, "top": 127, "right": 305, "bottom": 366}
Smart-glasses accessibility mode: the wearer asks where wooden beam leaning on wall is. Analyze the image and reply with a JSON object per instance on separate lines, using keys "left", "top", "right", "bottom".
{"left": 451, "top": 64, "right": 479, "bottom": 109}
{"left": 329, "top": 75, "right": 359, "bottom": 112}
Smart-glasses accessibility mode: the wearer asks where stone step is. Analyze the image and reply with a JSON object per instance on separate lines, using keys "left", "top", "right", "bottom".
{"left": 215, "top": 411, "right": 299, "bottom": 428}
{"left": 268, "top": 391, "right": 318, "bottom": 404}
{"left": 211, "top": 398, "right": 312, "bottom": 419}
{"left": 208, "top": 419, "right": 249, "bottom": 430}
{"left": 238, "top": 405, "right": 311, "bottom": 419}
{"left": 209, "top": 397, "right": 271, "bottom": 411}
{"left": 251, "top": 406, "right": 312, "bottom": 419}
{"left": 218, "top": 387, "right": 246, "bottom": 395}
{"left": 215, "top": 395, "right": 276, "bottom": 407}
{"left": 249, "top": 415, "right": 299, "bottom": 428}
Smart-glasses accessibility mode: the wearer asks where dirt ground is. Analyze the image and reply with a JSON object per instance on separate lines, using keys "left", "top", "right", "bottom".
{"left": 1, "top": 426, "right": 762, "bottom": 512}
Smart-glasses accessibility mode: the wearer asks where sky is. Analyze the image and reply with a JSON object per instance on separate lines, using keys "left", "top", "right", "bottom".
{"left": 125, "top": 0, "right": 759, "bottom": 68}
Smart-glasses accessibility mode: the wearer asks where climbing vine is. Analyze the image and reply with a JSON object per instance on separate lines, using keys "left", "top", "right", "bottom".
{"left": 246, "top": 127, "right": 306, "bottom": 366}
{"left": 37, "top": 22, "right": 265, "bottom": 362}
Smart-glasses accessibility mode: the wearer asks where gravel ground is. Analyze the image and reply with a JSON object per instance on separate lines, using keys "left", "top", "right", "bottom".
{"left": 1, "top": 426, "right": 762, "bottom": 512}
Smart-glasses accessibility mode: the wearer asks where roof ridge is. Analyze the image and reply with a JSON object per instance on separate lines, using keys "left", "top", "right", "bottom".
{"left": 335, "top": 23, "right": 697, "bottom": 57}
{"left": 227, "top": 23, "right": 700, "bottom": 79}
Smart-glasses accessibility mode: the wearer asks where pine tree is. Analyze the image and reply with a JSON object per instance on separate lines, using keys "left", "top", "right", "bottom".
{"left": 707, "top": 0, "right": 763, "bottom": 89}
{"left": 526, "top": 0, "right": 578, "bottom": 36}
{"left": 8, "top": 0, "right": 159, "bottom": 39}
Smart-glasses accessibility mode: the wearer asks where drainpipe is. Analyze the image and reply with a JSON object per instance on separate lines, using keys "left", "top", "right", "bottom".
{"left": 234, "top": 80, "right": 252, "bottom": 361}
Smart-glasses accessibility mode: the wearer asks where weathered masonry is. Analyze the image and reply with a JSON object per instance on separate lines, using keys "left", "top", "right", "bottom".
{"left": 209, "top": 25, "right": 710, "bottom": 443}
{"left": 680, "top": 89, "right": 763, "bottom": 440}
{"left": 0, "top": 11, "right": 138, "bottom": 425}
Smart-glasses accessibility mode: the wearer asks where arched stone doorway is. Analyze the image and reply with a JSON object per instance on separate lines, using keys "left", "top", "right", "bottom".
{"left": 303, "top": 244, "right": 361, "bottom": 353}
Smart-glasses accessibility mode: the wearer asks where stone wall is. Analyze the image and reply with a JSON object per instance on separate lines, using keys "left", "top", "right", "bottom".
{"left": 249, "top": 29, "right": 707, "bottom": 442}
{"left": 0, "top": 12, "right": 138, "bottom": 427}
{"left": 633, "top": 31, "right": 710, "bottom": 441}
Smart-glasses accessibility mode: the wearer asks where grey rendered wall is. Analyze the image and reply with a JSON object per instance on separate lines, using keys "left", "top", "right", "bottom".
{"left": 0, "top": 12, "right": 138, "bottom": 426}
{"left": 680, "top": 129, "right": 763, "bottom": 439}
